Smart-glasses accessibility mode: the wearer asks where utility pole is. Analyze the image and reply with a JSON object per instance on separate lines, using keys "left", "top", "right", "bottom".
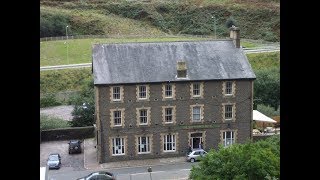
{"left": 211, "top": 16, "right": 217, "bottom": 39}
{"left": 66, "top": 25, "right": 69, "bottom": 65}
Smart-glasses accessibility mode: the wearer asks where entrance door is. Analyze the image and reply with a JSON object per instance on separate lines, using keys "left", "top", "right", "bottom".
{"left": 191, "top": 133, "right": 203, "bottom": 149}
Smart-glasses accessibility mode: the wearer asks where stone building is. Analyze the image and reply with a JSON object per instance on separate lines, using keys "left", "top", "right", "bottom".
{"left": 92, "top": 27, "right": 256, "bottom": 163}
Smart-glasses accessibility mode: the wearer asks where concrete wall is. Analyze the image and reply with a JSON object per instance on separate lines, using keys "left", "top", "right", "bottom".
{"left": 96, "top": 80, "right": 253, "bottom": 163}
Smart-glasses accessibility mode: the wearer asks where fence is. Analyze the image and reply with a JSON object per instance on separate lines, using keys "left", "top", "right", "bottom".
{"left": 40, "top": 34, "right": 214, "bottom": 42}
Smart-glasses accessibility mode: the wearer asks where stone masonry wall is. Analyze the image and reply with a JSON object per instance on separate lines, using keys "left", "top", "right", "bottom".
{"left": 96, "top": 80, "right": 253, "bottom": 163}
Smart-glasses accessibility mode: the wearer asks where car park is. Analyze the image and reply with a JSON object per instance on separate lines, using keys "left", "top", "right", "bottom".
{"left": 76, "top": 171, "right": 115, "bottom": 180}
{"left": 47, "top": 153, "right": 61, "bottom": 169}
{"left": 68, "top": 140, "right": 82, "bottom": 154}
{"left": 186, "top": 148, "right": 207, "bottom": 163}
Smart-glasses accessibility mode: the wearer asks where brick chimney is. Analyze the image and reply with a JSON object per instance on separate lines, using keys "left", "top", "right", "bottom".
{"left": 229, "top": 25, "right": 240, "bottom": 48}
{"left": 177, "top": 61, "right": 187, "bottom": 78}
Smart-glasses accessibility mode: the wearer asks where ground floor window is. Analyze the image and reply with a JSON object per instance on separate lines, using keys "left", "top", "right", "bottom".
{"left": 222, "top": 131, "right": 235, "bottom": 147}
{"left": 112, "top": 137, "right": 125, "bottom": 155}
{"left": 163, "top": 134, "right": 176, "bottom": 152}
{"left": 138, "top": 136, "right": 150, "bottom": 154}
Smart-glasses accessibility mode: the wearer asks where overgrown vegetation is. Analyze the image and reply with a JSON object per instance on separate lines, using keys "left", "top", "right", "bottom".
{"left": 69, "top": 79, "right": 95, "bottom": 127}
{"left": 247, "top": 52, "right": 280, "bottom": 110}
{"left": 40, "top": 93, "right": 62, "bottom": 108}
{"left": 40, "top": 0, "right": 279, "bottom": 42}
{"left": 40, "top": 68, "right": 92, "bottom": 94}
{"left": 40, "top": 114, "right": 71, "bottom": 130}
{"left": 254, "top": 67, "right": 280, "bottom": 110}
{"left": 190, "top": 135, "right": 280, "bottom": 179}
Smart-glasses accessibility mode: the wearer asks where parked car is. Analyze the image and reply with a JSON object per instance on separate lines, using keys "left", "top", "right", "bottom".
{"left": 76, "top": 171, "right": 115, "bottom": 180}
{"left": 186, "top": 148, "right": 207, "bottom": 163}
{"left": 68, "top": 140, "right": 82, "bottom": 154}
{"left": 47, "top": 153, "right": 61, "bottom": 169}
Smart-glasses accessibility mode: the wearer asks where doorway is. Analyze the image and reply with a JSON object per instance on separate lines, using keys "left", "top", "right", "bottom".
{"left": 191, "top": 132, "right": 203, "bottom": 149}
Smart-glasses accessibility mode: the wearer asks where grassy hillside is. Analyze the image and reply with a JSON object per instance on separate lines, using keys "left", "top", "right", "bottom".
{"left": 40, "top": 0, "right": 279, "bottom": 41}
{"left": 40, "top": 37, "right": 214, "bottom": 66}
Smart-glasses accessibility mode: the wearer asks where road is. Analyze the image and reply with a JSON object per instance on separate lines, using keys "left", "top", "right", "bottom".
{"left": 40, "top": 46, "right": 279, "bottom": 71}
{"left": 48, "top": 162, "right": 196, "bottom": 180}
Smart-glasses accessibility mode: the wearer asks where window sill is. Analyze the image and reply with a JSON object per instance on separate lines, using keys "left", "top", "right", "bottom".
{"left": 163, "top": 150, "right": 176, "bottom": 153}
{"left": 112, "top": 154, "right": 125, "bottom": 156}
{"left": 138, "top": 152, "right": 151, "bottom": 155}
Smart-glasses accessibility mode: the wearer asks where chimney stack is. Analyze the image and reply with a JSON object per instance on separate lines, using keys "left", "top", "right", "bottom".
{"left": 177, "top": 61, "right": 187, "bottom": 78}
{"left": 229, "top": 25, "right": 240, "bottom": 48}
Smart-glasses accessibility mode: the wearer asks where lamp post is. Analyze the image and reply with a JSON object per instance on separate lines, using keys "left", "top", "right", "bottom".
{"left": 211, "top": 16, "right": 217, "bottom": 39}
{"left": 66, "top": 25, "right": 69, "bottom": 64}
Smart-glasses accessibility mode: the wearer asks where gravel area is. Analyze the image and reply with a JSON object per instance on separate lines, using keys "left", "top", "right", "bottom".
{"left": 40, "top": 105, "right": 74, "bottom": 121}
{"left": 40, "top": 140, "right": 85, "bottom": 171}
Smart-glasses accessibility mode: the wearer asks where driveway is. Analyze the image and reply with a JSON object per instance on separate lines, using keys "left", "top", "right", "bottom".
{"left": 40, "top": 105, "right": 74, "bottom": 121}
{"left": 40, "top": 140, "right": 85, "bottom": 172}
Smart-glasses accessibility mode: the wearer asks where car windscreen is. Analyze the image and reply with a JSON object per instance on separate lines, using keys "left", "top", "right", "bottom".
{"left": 49, "top": 156, "right": 59, "bottom": 161}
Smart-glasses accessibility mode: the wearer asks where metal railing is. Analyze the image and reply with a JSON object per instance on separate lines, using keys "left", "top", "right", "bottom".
{"left": 40, "top": 34, "right": 214, "bottom": 42}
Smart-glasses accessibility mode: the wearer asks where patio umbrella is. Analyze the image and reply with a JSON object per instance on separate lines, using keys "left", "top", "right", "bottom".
{"left": 253, "top": 110, "right": 277, "bottom": 123}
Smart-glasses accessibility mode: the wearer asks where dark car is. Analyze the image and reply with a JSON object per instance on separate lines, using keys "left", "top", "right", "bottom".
{"left": 68, "top": 140, "right": 82, "bottom": 154}
{"left": 77, "top": 171, "right": 115, "bottom": 180}
{"left": 47, "top": 153, "right": 61, "bottom": 169}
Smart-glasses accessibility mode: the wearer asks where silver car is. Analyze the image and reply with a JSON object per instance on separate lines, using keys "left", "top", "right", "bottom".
{"left": 47, "top": 153, "right": 61, "bottom": 169}
{"left": 186, "top": 148, "right": 207, "bottom": 163}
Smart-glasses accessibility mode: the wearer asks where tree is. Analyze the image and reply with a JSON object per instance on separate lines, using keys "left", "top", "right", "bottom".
{"left": 190, "top": 136, "right": 280, "bottom": 180}
{"left": 69, "top": 79, "right": 95, "bottom": 127}
{"left": 254, "top": 67, "right": 280, "bottom": 110}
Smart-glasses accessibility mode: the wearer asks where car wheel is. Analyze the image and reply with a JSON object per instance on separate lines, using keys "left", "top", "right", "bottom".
{"left": 190, "top": 158, "right": 195, "bottom": 163}
{"left": 69, "top": 150, "right": 71, "bottom": 154}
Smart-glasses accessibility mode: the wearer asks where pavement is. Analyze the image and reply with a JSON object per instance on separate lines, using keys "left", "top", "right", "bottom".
{"left": 83, "top": 138, "right": 186, "bottom": 170}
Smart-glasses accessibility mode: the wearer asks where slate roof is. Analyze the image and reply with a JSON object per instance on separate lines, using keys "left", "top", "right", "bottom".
{"left": 92, "top": 40, "right": 256, "bottom": 85}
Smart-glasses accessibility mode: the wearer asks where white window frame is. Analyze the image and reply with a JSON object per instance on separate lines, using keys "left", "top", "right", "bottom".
{"left": 138, "top": 85, "right": 147, "bottom": 99}
{"left": 113, "top": 110, "right": 122, "bottom": 126}
{"left": 193, "top": 83, "right": 200, "bottom": 97}
{"left": 112, "top": 137, "right": 125, "bottom": 156}
{"left": 112, "top": 86, "right": 121, "bottom": 101}
{"left": 163, "top": 134, "right": 176, "bottom": 152}
{"left": 165, "top": 107, "right": 173, "bottom": 123}
{"left": 192, "top": 106, "right": 201, "bottom": 122}
{"left": 138, "top": 136, "right": 150, "bottom": 154}
{"left": 223, "top": 131, "right": 235, "bottom": 147}
{"left": 225, "top": 105, "right": 233, "bottom": 120}
{"left": 225, "top": 81, "right": 233, "bottom": 96}
{"left": 165, "top": 84, "right": 172, "bottom": 98}
{"left": 139, "top": 109, "right": 148, "bottom": 125}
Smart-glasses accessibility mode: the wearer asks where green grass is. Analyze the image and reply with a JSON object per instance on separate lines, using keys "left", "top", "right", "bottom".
{"left": 40, "top": 37, "right": 214, "bottom": 66}
{"left": 41, "top": 37, "right": 271, "bottom": 66}
{"left": 40, "top": 114, "right": 71, "bottom": 130}
{"left": 40, "top": 68, "right": 92, "bottom": 93}
{"left": 247, "top": 52, "right": 280, "bottom": 70}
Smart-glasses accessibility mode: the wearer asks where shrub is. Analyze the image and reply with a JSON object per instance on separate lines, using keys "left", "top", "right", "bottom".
{"left": 254, "top": 67, "right": 280, "bottom": 110}
{"left": 40, "top": 114, "right": 71, "bottom": 130}
{"left": 69, "top": 79, "right": 95, "bottom": 127}
{"left": 40, "top": 93, "right": 62, "bottom": 108}
{"left": 40, "top": 11, "right": 71, "bottom": 37}
{"left": 257, "top": 104, "right": 280, "bottom": 117}
{"left": 190, "top": 136, "right": 280, "bottom": 179}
